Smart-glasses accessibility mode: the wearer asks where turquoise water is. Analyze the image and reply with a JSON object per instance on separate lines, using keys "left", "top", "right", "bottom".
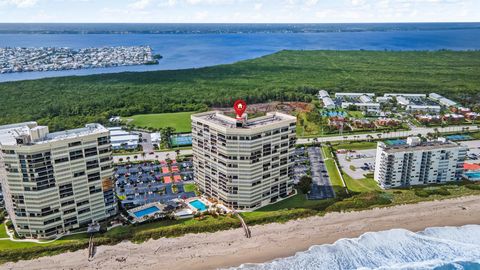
{"left": 133, "top": 206, "right": 160, "bottom": 218}
{"left": 385, "top": 139, "right": 407, "bottom": 146}
{"left": 189, "top": 200, "right": 208, "bottom": 211}
{"left": 322, "top": 111, "right": 346, "bottom": 117}
{"left": 446, "top": 135, "right": 472, "bottom": 141}
{"left": 465, "top": 171, "right": 480, "bottom": 180}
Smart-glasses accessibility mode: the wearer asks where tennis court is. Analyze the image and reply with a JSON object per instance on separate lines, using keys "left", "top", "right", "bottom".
{"left": 170, "top": 135, "right": 193, "bottom": 147}
{"left": 163, "top": 176, "right": 172, "bottom": 184}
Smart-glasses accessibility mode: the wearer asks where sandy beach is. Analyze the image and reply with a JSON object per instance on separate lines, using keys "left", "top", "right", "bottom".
{"left": 2, "top": 195, "right": 480, "bottom": 270}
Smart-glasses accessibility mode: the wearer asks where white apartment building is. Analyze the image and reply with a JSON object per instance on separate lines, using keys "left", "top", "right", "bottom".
{"left": 429, "top": 93, "right": 457, "bottom": 108}
{"left": 335, "top": 93, "right": 381, "bottom": 115}
{"left": 191, "top": 111, "right": 297, "bottom": 210}
{"left": 374, "top": 137, "right": 467, "bottom": 189}
{"left": 0, "top": 122, "right": 116, "bottom": 239}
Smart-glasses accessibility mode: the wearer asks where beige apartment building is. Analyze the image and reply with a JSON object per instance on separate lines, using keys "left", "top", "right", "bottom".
{"left": 0, "top": 122, "right": 116, "bottom": 239}
{"left": 191, "top": 111, "right": 297, "bottom": 210}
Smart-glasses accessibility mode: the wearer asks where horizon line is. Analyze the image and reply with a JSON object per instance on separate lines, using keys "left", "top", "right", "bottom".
{"left": 0, "top": 21, "right": 479, "bottom": 24}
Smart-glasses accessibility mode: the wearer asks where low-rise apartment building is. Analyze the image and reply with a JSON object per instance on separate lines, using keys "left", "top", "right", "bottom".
{"left": 0, "top": 122, "right": 116, "bottom": 238}
{"left": 191, "top": 111, "right": 297, "bottom": 210}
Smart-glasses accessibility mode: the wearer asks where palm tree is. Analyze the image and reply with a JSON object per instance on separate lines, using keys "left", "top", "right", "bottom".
{"left": 133, "top": 155, "right": 138, "bottom": 162}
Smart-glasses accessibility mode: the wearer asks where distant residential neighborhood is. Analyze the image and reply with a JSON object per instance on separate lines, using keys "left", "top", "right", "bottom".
{"left": 0, "top": 46, "right": 158, "bottom": 73}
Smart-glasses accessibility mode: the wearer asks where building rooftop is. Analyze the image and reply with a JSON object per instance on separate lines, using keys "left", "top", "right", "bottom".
{"left": 192, "top": 111, "right": 296, "bottom": 130}
{"left": 0, "top": 122, "right": 108, "bottom": 146}
{"left": 379, "top": 137, "right": 465, "bottom": 153}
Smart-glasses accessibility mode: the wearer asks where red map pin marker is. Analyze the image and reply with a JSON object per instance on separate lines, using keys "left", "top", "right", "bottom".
{"left": 233, "top": 99, "right": 247, "bottom": 119}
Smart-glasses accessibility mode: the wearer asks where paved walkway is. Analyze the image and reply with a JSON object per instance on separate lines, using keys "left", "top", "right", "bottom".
{"left": 0, "top": 221, "right": 89, "bottom": 244}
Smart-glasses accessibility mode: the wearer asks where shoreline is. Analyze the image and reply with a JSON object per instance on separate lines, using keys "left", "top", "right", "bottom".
{"left": 2, "top": 195, "right": 480, "bottom": 270}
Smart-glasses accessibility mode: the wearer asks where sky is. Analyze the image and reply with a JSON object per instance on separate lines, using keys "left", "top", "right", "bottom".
{"left": 0, "top": 0, "right": 479, "bottom": 23}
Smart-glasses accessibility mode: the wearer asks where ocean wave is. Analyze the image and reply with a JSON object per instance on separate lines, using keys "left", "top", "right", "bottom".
{"left": 224, "top": 225, "right": 480, "bottom": 270}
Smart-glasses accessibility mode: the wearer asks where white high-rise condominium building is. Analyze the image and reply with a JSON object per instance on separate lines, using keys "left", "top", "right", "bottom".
{"left": 374, "top": 137, "right": 467, "bottom": 189}
{"left": 191, "top": 111, "right": 297, "bottom": 210}
{"left": 0, "top": 122, "right": 116, "bottom": 239}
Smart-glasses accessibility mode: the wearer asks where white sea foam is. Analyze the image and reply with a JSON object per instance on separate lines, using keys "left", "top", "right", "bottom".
{"left": 224, "top": 225, "right": 480, "bottom": 270}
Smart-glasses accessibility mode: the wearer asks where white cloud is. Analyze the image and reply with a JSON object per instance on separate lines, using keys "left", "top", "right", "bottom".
{"left": 185, "top": 0, "right": 234, "bottom": 5}
{"left": 351, "top": 0, "right": 366, "bottom": 6}
{"left": 254, "top": 2, "right": 262, "bottom": 10}
{"left": 0, "top": 0, "right": 38, "bottom": 8}
{"left": 194, "top": 10, "right": 208, "bottom": 19}
{"left": 129, "top": 0, "right": 151, "bottom": 9}
{"left": 305, "top": 0, "right": 318, "bottom": 6}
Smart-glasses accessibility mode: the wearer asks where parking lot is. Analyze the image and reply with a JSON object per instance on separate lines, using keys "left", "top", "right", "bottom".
{"left": 461, "top": 140, "right": 480, "bottom": 164}
{"left": 307, "top": 147, "right": 335, "bottom": 199}
{"left": 337, "top": 149, "right": 376, "bottom": 179}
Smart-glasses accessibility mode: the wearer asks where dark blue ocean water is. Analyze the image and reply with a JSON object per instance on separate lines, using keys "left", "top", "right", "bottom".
{"left": 1, "top": 23, "right": 480, "bottom": 82}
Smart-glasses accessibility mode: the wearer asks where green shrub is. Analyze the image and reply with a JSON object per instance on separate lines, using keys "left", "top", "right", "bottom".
{"left": 326, "top": 192, "right": 392, "bottom": 212}
{"left": 242, "top": 209, "right": 317, "bottom": 225}
{"left": 132, "top": 216, "right": 240, "bottom": 243}
{"left": 414, "top": 187, "right": 451, "bottom": 197}
{"left": 465, "top": 184, "right": 480, "bottom": 190}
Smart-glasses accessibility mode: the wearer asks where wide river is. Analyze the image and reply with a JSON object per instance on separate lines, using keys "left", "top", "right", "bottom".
{"left": 1, "top": 28, "right": 480, "bottom": 82}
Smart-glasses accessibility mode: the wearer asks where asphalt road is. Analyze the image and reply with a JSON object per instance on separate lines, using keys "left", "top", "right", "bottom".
{"left": 307, "top": 147, "right": 335, "bottom": 200}
{"left": 297, "top": 124, "right": 480, "bottom": 144}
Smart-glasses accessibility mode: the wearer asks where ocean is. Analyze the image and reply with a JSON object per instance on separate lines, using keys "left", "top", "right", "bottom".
{"left": 1, "top": 23, "right": 480, "bottom": 82}
{"left": 225, "top": 225, "right": 480, "bottom": 270}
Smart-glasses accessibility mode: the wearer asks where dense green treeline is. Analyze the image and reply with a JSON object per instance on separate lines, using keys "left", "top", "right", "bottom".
{"left": 1, "top": 50, "right": 479, "bottom": 130}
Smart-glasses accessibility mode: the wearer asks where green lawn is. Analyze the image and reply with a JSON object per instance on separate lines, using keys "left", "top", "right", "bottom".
{"left": 0, "top": 232, "right": 90, "bottom": 250}
{"left": 246, "top": 192, "right": 337, "bottom": 213}
{"left": 343, "top": 174, "right": 382, "bottom": 193}
{"left": 183, "top": 183, "right": 197, "bottom": 193}
{"left": 0, "top": 224, "right": 8, "bottom": 238}
{"left": 347, "top": 110, "right": 365, "bottom": 118}
{"left": 331, "top": 141, "right": 377, "bottom": 151}
{"left": 322, "top": 145, "right": 380, "bottom": 194}
{"left": 126, "top": 112, "right": 196, "bottom": 132}
{"left": 324, "top": 159, "right": 344, "bottom": 188}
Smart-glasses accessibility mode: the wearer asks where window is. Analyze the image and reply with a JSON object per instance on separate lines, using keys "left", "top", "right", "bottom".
{"left": 73, "top": 171, "right": 85, "bottom": 177}
{"left": 69, "top": 150, "right": 83, "bottom": 161}
{"left": 54, "top": 157, "right": 69, "bottom": 164}
{"left": 68, "top": 141, "right": 82, "bottom": 147}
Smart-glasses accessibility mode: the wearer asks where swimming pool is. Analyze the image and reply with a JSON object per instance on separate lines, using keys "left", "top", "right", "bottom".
{"left": 446, "top": 135, "right": 472, "bottom": 141}
{"left": 322, "top": 111, "right": 346, "bottom": 117}
{"left": 385, "top": 139, "right": 406, "bottom": 146}
{"left": 133, "top": 206, "right": 161, "bottom": 218}
{"left": 189, "top": 200, "right": 208, "bottom": 211}
{"left": 465, "top": 171, "right": 480, "bottom": 180}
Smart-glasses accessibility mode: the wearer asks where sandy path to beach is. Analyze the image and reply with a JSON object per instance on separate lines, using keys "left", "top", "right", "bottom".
{"left": 2, "top": 195, "right": 480, "bottom": 270}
